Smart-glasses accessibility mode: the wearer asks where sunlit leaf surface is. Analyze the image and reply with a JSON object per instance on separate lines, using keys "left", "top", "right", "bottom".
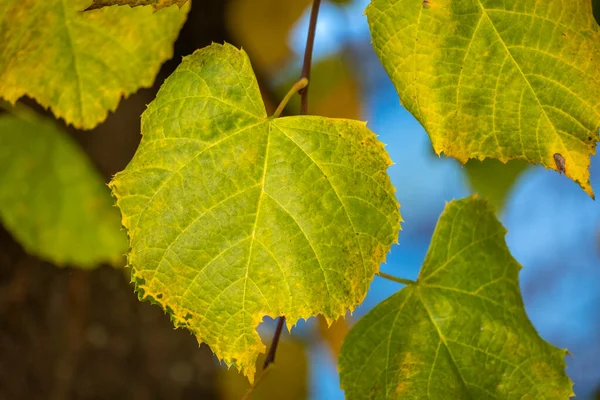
{"left": 339, "top": 196, "right": 572, "bottom": 399}
{"left": 367, "top": 0, "right": 600, "bottom": 196}
{"left": 110, "top": 43, "right": 401, "bottom": 381}
{"left": 0, "top": 0, "right": 189, "bottom": 129}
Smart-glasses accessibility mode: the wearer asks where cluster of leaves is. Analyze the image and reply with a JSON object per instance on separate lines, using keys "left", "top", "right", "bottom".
{"left": 1, "top": 0, "right": 599, "bottom": 397}
{"left": 0, "top": 0, "right": 190, "bottom": 265}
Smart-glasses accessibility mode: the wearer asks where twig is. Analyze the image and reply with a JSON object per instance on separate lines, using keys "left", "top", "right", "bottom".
{"left": 262, "top": 315, "right": 286, "bottom": 370}
{"left": 299, "top": 0, "right": 322, "bottom": 115}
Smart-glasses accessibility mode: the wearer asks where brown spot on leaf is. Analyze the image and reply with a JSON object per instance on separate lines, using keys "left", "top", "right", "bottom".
{"left": 554, "top": 153, "right": 566, "bottom": 174}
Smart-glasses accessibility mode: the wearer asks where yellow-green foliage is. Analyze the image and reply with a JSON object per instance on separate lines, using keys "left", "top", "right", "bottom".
{"left": 0, "top": 0, "right": 189, "bottom": 129}
{"left": 0, "top": 112, "right": 127, "bottom": 267}
{"left": 110, "top": 44, "right": 401, "bottom": 381}
{"left": 367, "top": 0, "right": 600, "bottom": 196}
{"left": 340, "top": 197, "right": 573, "bottom": 399}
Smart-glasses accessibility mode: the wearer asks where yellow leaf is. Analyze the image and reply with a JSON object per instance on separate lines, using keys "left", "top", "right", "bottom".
{"left": 0, "top": 0, "right": 189, "bottom": 129}
{"left": 367, "top": 0, "right": 600, "bottom": 196}
{"left": 110, "top": 43, "right": 401, "bottom": 381}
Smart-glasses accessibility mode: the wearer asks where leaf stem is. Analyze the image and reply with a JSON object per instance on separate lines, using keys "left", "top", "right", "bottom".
{"left": 263, "top": 0, "right": 322, "bottom": 373}
{"left": 272, "top": 78, "right": 308, "bottom": 118}
{"left": 299, "top": 0, "right": 322, "bottom": 115}
{"left": 376, "top": 271, "right": 416, "bottom": 285}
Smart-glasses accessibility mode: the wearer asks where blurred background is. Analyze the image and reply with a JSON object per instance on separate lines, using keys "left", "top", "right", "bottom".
{"left": 2, "top": 0, "right": 600, "bottom": 398}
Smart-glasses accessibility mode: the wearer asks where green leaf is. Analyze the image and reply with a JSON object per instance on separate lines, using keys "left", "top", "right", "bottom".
{"left": 0, "top": 0, "right": 189, "bottom": 129}
{"left": 367, "top": 0, "right": 600, "bottom": 197}
{"left": 465, "top": 159, "right": 528, "bottom": 211}
{"left": 339, "top": 196, "right": 572, "bottom": 399}
{"left": 109, "top": 43, "right": 401, "bottom": 382}
{"left": 0, "top": 111, "right": 128, "bottom": 267}
{"left": 84, "top": 0, "right": 187, "bottom": 11}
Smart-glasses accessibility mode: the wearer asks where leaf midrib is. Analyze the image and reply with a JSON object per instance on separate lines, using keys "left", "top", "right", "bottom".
{"left": 131, "top": 118, "right": 362, "bottom": 315}
{"left": 473, "top": 0, "right": 588, "bottom": 154}
{"left": 241, "top": 118, "right": 271, "bottom": 329}
{"left": 416, "top": 285, "right": 546, "bottom": 399}
{"left": 416, "top": 286, "right": 473, "bottom": 399}
{"left": 60, "top": 0, "right": 84, "bottom": 123}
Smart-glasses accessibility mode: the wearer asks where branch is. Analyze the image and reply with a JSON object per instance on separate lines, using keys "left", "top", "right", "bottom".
{"left": 262, "top": 316, "right": 286, "bottom": 370}
{"left": 299, "top": 0, "right": 322, "bottom": 115}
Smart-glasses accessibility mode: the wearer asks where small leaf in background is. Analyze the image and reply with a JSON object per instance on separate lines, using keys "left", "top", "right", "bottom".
{"left": 226, "top": 0, "right": 311, "bottom": 70}
{"left": 367, "top": 0, "right": 600, "bottom": 196}
{"left": 276, "top": 56, "right": 361, "bottom": 119}
{"left": 0, "top": 112, "right": 127, "bottom": 267}
{"left": 110, "top": 43, "right": 401, "bottom": 381}
{"left": 218, "top": 334, "right": 308, "bottom": 400}
{"left": 317, "top": 315, "right": 349, "bottom": 358}
{"left": 339, "top": 196, "right": 573, "bottom": 399}
{"left": 85, "top": 0, "right": 187, "bottom": 10}
{"left": 464, "top": 159, "right": 528, "bottom": 212}
{"left": 0, "top": 0, "right": 189, "bottom": 129}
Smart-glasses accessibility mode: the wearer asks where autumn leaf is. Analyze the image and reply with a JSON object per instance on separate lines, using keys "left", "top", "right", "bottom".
{"left": 0, "top": 111, "right": 127, "bottom": 267}
{"left": 110, "top": 43, "right": 401, "bottom": 381}
{"left": 367, "top": 0, "right": 600, "bottom": 197}
{"left": 339, "top": 196, "right": 572, "bottom": 399}
{"left": 0, "top": 0, "right": 189, "bottom": 129}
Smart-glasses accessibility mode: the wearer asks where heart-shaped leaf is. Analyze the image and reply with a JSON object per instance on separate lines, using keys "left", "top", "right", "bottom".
{"left": 339, "top": 196, "right": 572, "bottom": 399}
{"left": 110, "top": 43, "right": 401, "bottom": 381}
